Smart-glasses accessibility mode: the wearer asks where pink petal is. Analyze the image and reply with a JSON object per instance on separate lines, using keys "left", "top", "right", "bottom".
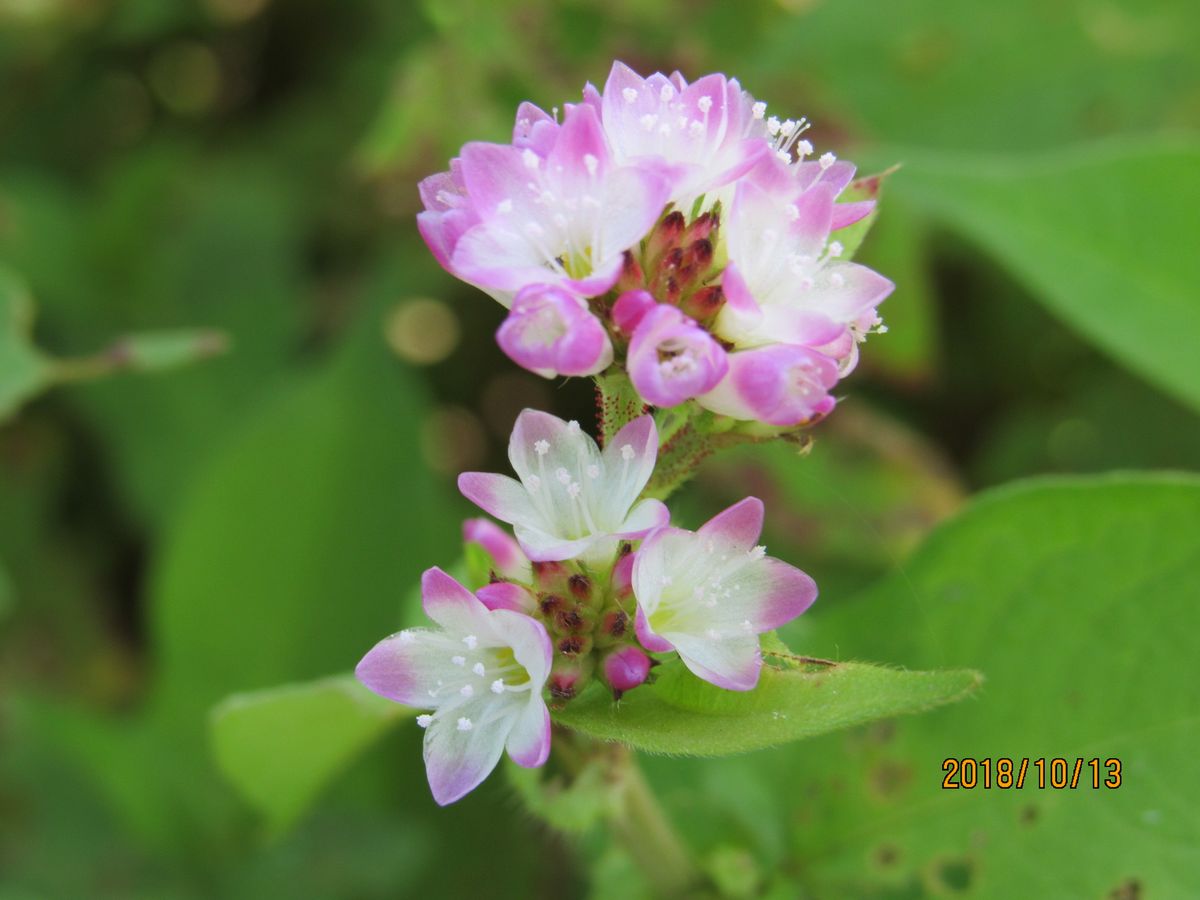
{"left": 475, "top": 582, "right": 535, "bottom": 614}
{"left": 668, "top": 633, "right": 762, "bottom": 691}
{"left": 635, "top": 604, "right": 675, "bottom": 653}
{"left": 423, "top": 707, "right": 509, "bottom": 805}
{"left": 698, "top": 497, "right": 764, "bottom": 553}
{"left": 462, "top": 518, "right": 528, "bottom": 580}
{"left": 420, "top": 567, "right": 491, "bottom": 633}
{"left": 505, "top": 698, "right": 551, "bottom": 768}
{"left": 458, "top": 472, "right": 540, "bottom": 529}
{"left": 613, "top": 498, "right": 669, "bottom": 538}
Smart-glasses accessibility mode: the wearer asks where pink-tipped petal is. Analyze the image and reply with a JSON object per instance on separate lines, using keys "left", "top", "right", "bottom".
{"left": 612, "top": 289, "right": 657, "bottom": 333}
{"left": 423, "top": 707, "right": 510, "bottom": 805}
{"left": 669, "top": 633, "right": 762, "bottom": 691}
{"left": 458, "top": 472, "right": 540, "bottom": 530}
{"left": 505, "top": 699, "right": 551, "bottom": 768}
{"left": 614, "top": 498, "right": 669, "bottom": 539}
{"left": 420, "top": 567, "right": 491, "bottom": 633}
{"left": 699, "top": 497, "right": 764, "bottom": 553}
{"left": 635, "top": 604, "right": 675, "bottom": 653}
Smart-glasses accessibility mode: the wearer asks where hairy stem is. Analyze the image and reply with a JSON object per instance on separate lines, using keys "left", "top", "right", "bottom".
{"left": 609, "top": 748, "right": 699, "bottom": 897}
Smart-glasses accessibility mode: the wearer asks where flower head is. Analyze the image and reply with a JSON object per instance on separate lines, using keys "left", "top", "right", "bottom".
{"left": 633, "top": 497, "right": 817, "bottom": 690}
{"left": 423, "top": 103, "right": 671, "bottom": 307}
{"left": 356, "top": 568, "right": 552, "bottom": 805}
{"left": 458, "top": 410, "right": 668, "bottom": 563}
{"left": 627, "top": 304, "right": 728, "bottom": 408}
{"left": 496, "top": 284, "right": 613, "bottom": 378}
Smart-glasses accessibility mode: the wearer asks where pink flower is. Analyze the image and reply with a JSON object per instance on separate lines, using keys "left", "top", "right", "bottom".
{"left": 423, "top": 103, "right": 670, "bottom": 307}
{"left": 697, "top": 344, "right": 839, "bottom": 426}
{"left": 496, "top": 284, "right": 613, "bottom": 378}
{"left": 458, "top": 410, "right": 668, "bottom": 564}
{"left": 713, "top": 156, "right": 893, "bottom": 352}
{"left": 356, "top": 568, "right": 552, "bottom": 805}
{"left": 633, "top": 498, "right": 817, "bottom": 691}
{"left": 590, "top": 61, "right": 768, "bottom": 206}
{"left": 626, "top": 305, "right": 728, "bottom": 408}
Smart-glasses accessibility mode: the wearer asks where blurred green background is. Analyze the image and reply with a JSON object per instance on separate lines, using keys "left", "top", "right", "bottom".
{"left": 1, "top": 0, "right": 1198, "bottom": 897}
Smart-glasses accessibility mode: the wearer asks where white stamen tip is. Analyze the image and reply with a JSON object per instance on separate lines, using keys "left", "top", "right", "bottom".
{"left": 828, "top": 241, "right": 844, "bottom": 258}
{"left": 451, "top": 655, "right": 466, "bottom": 666}
{"left": 463, "top": 635, "right": 478, "bottom": 649}
{"left": 398, "top": 630, "right": 415, "bottom": 643}
{"left": 527, "top": 474, "right": 541, "bottom": 490}
{"left": 416, "top": 714, "right": 433, "bottom": 728}
{"left": 456, "top": 717, "right": 473, "bottom": 731}
{"left": 750, "top": 545, "right": 767, "bottom": 560}
{"left": 697, "top": 95, "right": 713, "bottom": 113}
{"left": 766, "top": 116, "right": 781, "bottom": 135}
{"left": 796, "top": 139, "right": 813, "bottom": 157}
{"left": 622, "top": 87, "right": 638, "bottom": 104}
{"left": 567, "top": 419, "right": 581, "bottom": 431}
{"left": 660, "top": 84, "right": 675, "bottom": 101}
{"left": 491, "top": 679, "right": 505, "bottom": 694}
{"left": 752, "top": 101, "right": 767, "bottom": 119}
{"left": 639, "top": 113, "right": 658, "bottom": 131}
{"left": 555, "top": 467, "right": 571, "bottom": 484}
{"left": 460, "top": 684, "right": 474, "bottom": 698}
{"left": 586, "top": 464, "right": 600, "bottom": 479}
{"left": 534, "top": 439, "right": 550, "bottom": 456}
{"left": 620, "top": 444, "right": 635, "bottom": 461}
{"left": 818, "top": 152, "right": 836, "bottom": 169}
{"left": 522, "top": 148, "right": 540, "bottom": 170}
{"left": 472, "top": 662, "right": 486, "bottom": 677}
{"left": 785, "top": 204, "right": 800, "bottom": 221}
{"left": 567, "top": 482, "right": 582, "bottom": 498}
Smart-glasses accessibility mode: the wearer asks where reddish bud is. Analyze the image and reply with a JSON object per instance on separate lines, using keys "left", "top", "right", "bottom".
{"left": 681, "top": 284, "right": 725, "bottom": 321}
{"left": 686, "top": 210, "right": 718, "bottom": 242}
{"left": 617, "top": 250, "right": 645, "bottom": 293}
{"left": 568, "top": 573, "right": 592, "bottom": 601}
{"left": 603, "top": 646, "right": 652, "bottom": 698}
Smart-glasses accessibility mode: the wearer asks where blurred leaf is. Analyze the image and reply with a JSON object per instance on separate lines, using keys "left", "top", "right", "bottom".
{"left": 753, "top": 0, "right": 1200, "bottom": 152}
{"left": 854, "top": 195, "right": 939, "bottom": 383}
{"left": 895, "top": 139, "right": 1200, "bottom": 413}
{"left": 210, "top": 676, "right": 407, "bottom": 834}
{"left": 556, "top": 653, "right": 980, "bottom": 756}
{"left": 148, "top": 305, "right": 459, "bottom": 722}
{"left": 506, "top": 753, "right": 621, "bottom": 834}
{"left": 0, "top": 557, "right": 12, "bottom": 619}
{"left": 0, "top": 266, "right": 50, "bottom": 422}
{"left": 834, "top": 168, "right": 891, "bottom": 262}
{"left": 775, "top": 474, "right": 1200, "bottom": 896}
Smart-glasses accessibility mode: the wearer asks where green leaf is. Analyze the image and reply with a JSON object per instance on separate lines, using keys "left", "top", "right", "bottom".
{"left": 833, "top": 168, "right": 892, "bottom": 262}
{"left": 555, "top": 654, "right": 980, "bottom": 756}
{"left": 210, "top": 676, "right": 407, "bottom": 834}
{"left": 894, "top": 139, "right": 1200, "bottom": 413}
{"left": 0, "top": 266, "right": 50, "bottom": 423}
{"left": 760, "top": 474, "right": 1200, "bottom": 896}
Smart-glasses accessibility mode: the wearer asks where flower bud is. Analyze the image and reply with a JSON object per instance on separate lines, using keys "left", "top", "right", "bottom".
{"left": 612, "top": 289, "right": 657, "bottom": 334}
{"left": 602, "top": 646, "right": 652, "bottom": 698}
{"left": 616, "top": 249, "right": 645, "bottom": 293}
{"left": 462, "top": 518, "right": 529, "bottom": 581}
{"left": 497, "top": 284, "right": 613, "bottom": 379}
{"left": 476, "top": 582, "right": 536, "bottom": 614}
{"left": 627, "top": 305, "right": 729, "bottom": 408}
{"left": 697, "top": 344, "right": 839, "bottom": 427}
{"left": 549, "top": 653, "right": 595, "bottom": 700}
{"left": 680, "top": 284, "right": 725, "bottom": 321}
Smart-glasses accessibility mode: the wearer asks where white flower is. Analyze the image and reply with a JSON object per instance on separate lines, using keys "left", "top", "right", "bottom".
{"left": 633, "top": 497, "right": 817, "bottom": 690}
{"left": 356, "top": 568, "right": 552, "bottom": 805}
{"left": 458, "top": 410, "right": 668, "bottom": 563}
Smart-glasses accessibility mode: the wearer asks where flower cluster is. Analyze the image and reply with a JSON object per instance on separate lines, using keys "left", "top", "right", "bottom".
{"left": 356, "top": 411, "right": 817, "bottom": 804}
{"left": 418, "top": 61, "right": 893, "bottom": 427}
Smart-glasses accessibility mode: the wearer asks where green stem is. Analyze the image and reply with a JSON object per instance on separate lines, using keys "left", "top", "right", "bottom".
{"left": 609, "top": 749, "right": 699, "bottom": 897}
